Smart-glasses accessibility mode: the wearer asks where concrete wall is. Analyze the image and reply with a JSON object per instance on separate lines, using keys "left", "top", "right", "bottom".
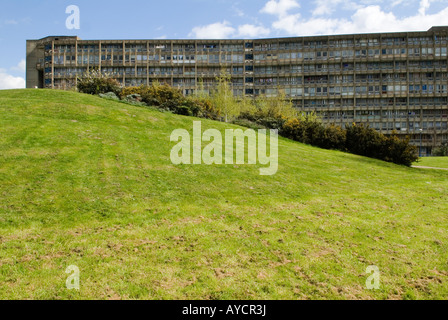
{"left": 26, "top": 40, "right": 43, "bottom": 88}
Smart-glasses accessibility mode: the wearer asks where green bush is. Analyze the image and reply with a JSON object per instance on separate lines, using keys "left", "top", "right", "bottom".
{"left": 256, "top": 117, "right": 286, "bottom": 131}
{"left": 282, "top": 116, "right": 327, "bottom": 147}
{"left": 98, "top": 92, "right": 120, "bottom": 101}
{"left": 118, "top": 84, "right": 221, "bottom": 118}
{"left": 231, "top": 118, "right": 264, "bottom": 130}
{"left": 191, "top": 97, "right": 221, "bottom": 120}
{"left": 344, "top": 125, "right": 418, "bottom": 166}
{"left": 383, "top": 133, "right": 418, "bottom": 166}
{"left": 345, "top": 124, "right": 386, "bottom": 159}
{"left": 77, "top": 69, "right": 121, "bottom": 95}
{"left": 182, "top": 96, "right": 220, "bottom": 119}
{"left": 119, "top": 86, "right": 146, "bottom": 99}
{"left": 320, "top": 125, "right": 347, "bottom": 150}
{"left": 119, "top": 83, "right": 183, "bottom": 109}
{"left": 433, "top": 142, "right": 448, "bottom": 156}
{"left": 282, "top": 119, "right": 418, "bottom": 166}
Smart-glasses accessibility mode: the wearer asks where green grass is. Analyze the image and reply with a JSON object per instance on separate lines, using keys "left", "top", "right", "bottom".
{"left": 418, "top": 157, "right": 448, "bottom": 169}
{"left": 1, "top": 89, "right": 447, "bottom": 300}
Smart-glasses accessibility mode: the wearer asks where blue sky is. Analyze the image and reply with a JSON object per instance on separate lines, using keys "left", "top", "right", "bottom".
{"left": 1, "top": 0, "right": 448, "bottom": 89}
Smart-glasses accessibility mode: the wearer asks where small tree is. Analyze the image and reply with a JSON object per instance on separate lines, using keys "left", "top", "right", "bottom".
{"left": 237, "top": 96, "right": 252, "bottom": 113}
{"left": 252, "top": 89, "right": 297, "bottom": 121}
{"left": 266, "top": 88, "right": 296, "bottom": 119}
{"left": 211, "top": 69, "right": 240, "bottom": 122}
{"left": 194, "top": 78, "right": 209, "bottom": 100}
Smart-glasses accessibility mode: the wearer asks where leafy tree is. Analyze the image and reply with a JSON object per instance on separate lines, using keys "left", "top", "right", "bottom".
{"left": 253, "top": 90, "right": 296, "bottom": 120}
{"left": 211, "top": 69, "right": 240, "bottom": 122}
{"left": 194, "top": 78, "right": 209, "bottom": 100}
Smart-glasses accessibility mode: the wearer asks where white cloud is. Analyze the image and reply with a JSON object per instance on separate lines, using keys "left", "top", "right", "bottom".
{"left": 419, "top": 0, "right": 431, "bottom": 15}
{"left": 11, "top": 59, "right": 26, "bottom": 73}
{"left": 0, "top": 69, "right": 25, "bottom": 90}
{"left": 311, "top": 0, "right": 366, "bottom": 16}
{"left": 237, "top": 24, "right": 271, "bottom": 38}
{"left": 189, "top": 21, "right": 236, "bottom": 39}
{"left": 189, "top": 21, "right": 271, "bottom": 39}
{"left": 312, "top": 0, "right": 345, "bottom": 16}
{"left": 391, "top": 0, "right": 406, "bottom": 7}
{"left": 264, "top": 1, "right": 448, "bottom": 36}
{"left": 232, "top": 4, "right": 245, "bottom": 17}
{"left": 4, "top": 19, "right": 18, "bottom": 25}
{"left": 260, "top": 0, "right": 300, "bottom": 17}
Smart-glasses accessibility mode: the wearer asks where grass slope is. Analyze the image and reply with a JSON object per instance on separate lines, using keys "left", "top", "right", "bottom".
{"left": 0, "top": 89, "right": 447, "bottom": 300}
{"left": 418, "top": 157, "right": 448, "bottom": 169}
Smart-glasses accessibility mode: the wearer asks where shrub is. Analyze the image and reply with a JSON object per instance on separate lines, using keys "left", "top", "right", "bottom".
{"left": 77, "top": 69, "right": 121, "bottom": 95}
{"left": 119, "top": 83, "right": 198, "bottom": 114}
{"left": 119, "top": 86, "right": 146, "bottom": 99}
{"left": 141, "top": 83, "right": 185, "bottom": 110}
{"left": 193, "top": 97, "right": 221, "bottom": 120}
{"left": 433, "top": 142, "right": 448, "bottom": 156}
{"left": 320, "top": 125, "right": 347, "bottom": 150}
{"left": 124, "top": 94, "right": 146, "bottom": 106}
{"left": 169, "top": 99, "right": 198, "bottom": 117}
{"left": 345, "top": 125, "right": 418, "bottom": 166}
{"left": 99, "top": 92, "right": 120, "bottom": 101}
{"left": 281, "top": 115, "right": 325, "bottom": 146}
{"left": 345, "top": 124, "right": 386, "bottom": 159}
{"left": 256, "top": 117, "right": 286, "bottom": 131}
{"left": 231, "top": 118, "right": 264, "bottom": 130}
{"left": 183, "top": 96, "right": 220, "bottom": 119}
{"left": 383, "top": 134, "right": 418, "bottom": 166}
{"left": 283, "top": 119, "right": 417, "bottom": 166}
{"left": 282, "top": 118, "right": 303, "bottom": 140}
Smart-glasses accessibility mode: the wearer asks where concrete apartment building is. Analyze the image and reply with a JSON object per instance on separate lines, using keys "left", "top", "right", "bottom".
{"left": 27, "top": 27, "right": 448, "bottom": 155}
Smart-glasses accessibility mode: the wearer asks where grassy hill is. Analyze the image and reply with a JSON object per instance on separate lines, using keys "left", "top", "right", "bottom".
{"left": 0, "top": 89, "right": 447, "bottom": 300}
{"left": 418, "top": 157, "right": 448, "bottom": 169}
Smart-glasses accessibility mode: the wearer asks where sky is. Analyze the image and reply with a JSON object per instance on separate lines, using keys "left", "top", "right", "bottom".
{"left": 1, "top": 0, "right": 448, "bottom": 89}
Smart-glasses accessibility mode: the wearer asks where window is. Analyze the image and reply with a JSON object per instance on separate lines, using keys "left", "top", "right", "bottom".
{"left": 278, "top": 53, "right": 291, "bottom": 60}
{"left": 291, "top": 52, "right": 303, "bottom": 59}
{"left": 436, "top": 47, "right": 447, "bottom": 56}
{"left": 209, "top": 54, "right": 219, "bottom": 63}
{"left": 232, "top": 55, "right": 243, "bottom": 63}
{"left": 233, "top": 66, "right": 243, "bottom": 74}
{"left": 304, "top": 52, "right": 315, "bottom": 60}
{"left": 221, "top": 54, "right": 232, "bottom": 63}
{"left": 355, "top": 50, "right": 367, "bottom": 58}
